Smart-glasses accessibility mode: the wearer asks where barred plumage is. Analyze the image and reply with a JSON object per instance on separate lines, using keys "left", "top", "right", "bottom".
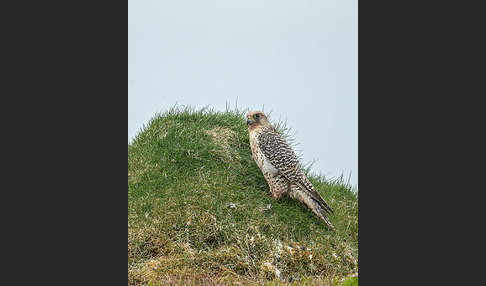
{"left": 247, "top": 111, "right": 335, "bottom": 230}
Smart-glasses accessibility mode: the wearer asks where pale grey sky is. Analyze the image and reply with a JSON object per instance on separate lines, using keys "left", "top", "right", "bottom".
{"left": 128, "top": 0, "right": 358, "bottom": 189}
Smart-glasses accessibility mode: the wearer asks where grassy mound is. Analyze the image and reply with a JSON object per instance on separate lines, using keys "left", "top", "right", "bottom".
{"left": 128, "top": 105, "right": 358, "bottom": 285}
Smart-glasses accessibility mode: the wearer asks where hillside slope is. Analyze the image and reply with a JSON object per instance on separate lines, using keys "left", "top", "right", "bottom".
{"left": 128, "top": 106, "right": 358, "bottom": 285}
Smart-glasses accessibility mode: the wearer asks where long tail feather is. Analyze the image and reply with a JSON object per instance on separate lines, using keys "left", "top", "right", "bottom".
{"left": 313, "top": 199, "right": 335, "bottom": 231}
{"left": 289, "top": 184, "right": 335, "bottom": 230}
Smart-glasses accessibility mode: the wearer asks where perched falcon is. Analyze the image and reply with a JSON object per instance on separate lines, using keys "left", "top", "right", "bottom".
{"left": 246, "top": 111, "right": 335, "bottom": 230}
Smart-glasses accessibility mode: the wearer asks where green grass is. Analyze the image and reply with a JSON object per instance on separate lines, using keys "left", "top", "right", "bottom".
{"left": 128, "top": 105, "right": 358, "bottom": 285}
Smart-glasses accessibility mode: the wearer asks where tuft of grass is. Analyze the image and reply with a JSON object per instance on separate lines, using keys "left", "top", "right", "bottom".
{"left": 128, "top": 105, "right": 358, "bottom": 285}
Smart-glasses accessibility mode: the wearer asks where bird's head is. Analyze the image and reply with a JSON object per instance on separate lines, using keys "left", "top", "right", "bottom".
{"left": 246, "top": 111, "right": 271, "bottom": 128}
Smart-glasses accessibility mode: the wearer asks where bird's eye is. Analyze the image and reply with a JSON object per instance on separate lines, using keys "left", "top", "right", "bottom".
{"left": 255, "top": 114, "right": 261, "bottom": 118}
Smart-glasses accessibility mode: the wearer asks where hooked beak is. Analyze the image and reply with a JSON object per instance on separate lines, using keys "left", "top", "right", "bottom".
{"left": 246, "top": 117, "right": 254, "bottom": 125}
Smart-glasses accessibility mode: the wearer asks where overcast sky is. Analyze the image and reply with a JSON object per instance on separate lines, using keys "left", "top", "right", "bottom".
{"left": 128, "top": 0, "right": 358, "bottom": 190}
